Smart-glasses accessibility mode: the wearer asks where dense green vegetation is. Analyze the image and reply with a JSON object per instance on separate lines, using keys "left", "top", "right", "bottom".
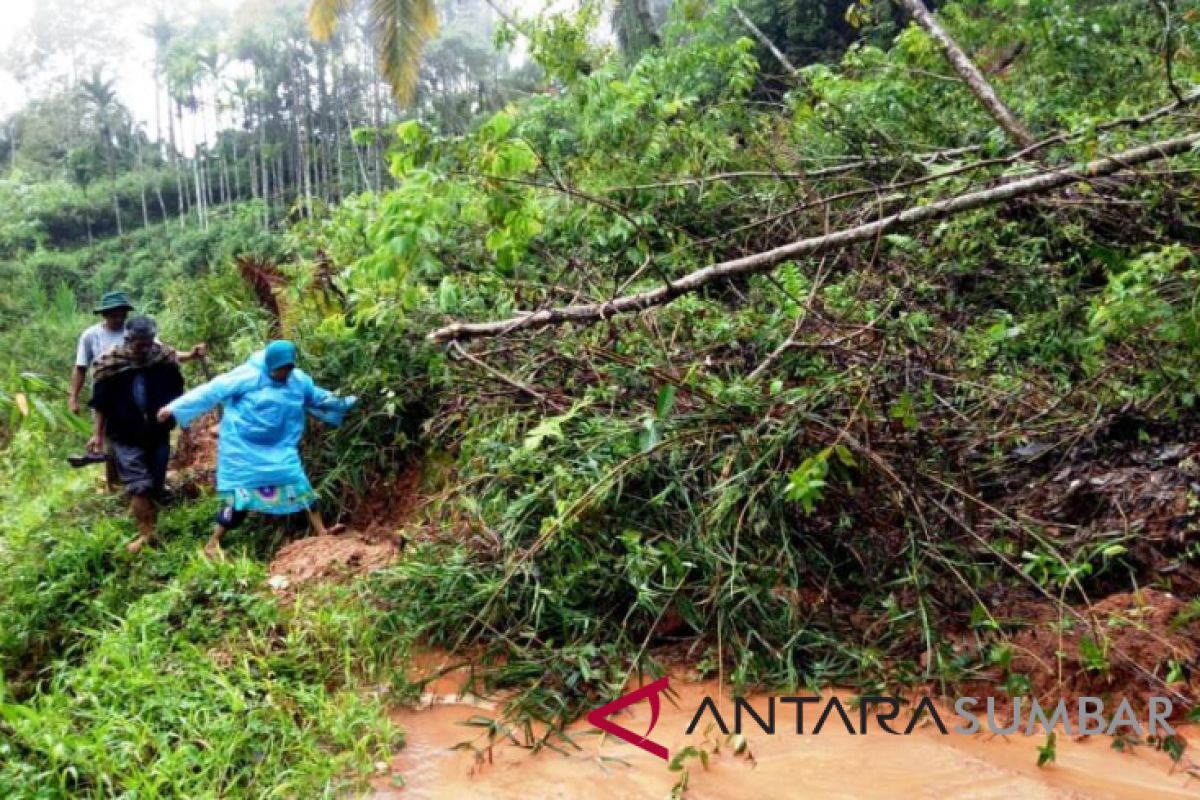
{"left": 4, "top": 0, "right": 1200, "bottom": 794}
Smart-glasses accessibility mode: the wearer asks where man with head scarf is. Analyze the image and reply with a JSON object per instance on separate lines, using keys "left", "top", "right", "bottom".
{"left": 158, "top": 340, "right": 356, "bottom": 559}
{"left": 70, "top": 290, "right": 206, "bottom": 412}
{"left": 89, "top": 316, "right": 186, "bottom": 553}
{"left": 70, "top": 290, "right": 206, "bottom": 490}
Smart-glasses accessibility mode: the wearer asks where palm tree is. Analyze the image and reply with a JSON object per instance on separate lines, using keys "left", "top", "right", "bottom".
{"left": 307, "top": 0, "right": 438, "bottom": 106}
{"left": 78, "top": 69, "right": 127, "bottom": 235}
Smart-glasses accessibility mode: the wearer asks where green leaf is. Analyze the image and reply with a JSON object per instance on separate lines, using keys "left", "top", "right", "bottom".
{"left": 656, "top": 385, "right": 677, "bottom": 420}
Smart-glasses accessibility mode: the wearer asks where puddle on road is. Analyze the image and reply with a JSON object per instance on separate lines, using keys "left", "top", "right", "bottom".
{"left": 372, "top": 657, "right": 1199, "bottom": 800}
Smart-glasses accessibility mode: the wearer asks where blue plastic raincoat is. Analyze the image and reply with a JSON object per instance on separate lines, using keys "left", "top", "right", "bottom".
{"left": 167, "top": 350, "right": 356, "bottom": 492}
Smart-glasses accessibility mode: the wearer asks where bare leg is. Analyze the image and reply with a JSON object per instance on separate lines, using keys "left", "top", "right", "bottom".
{"left": 105, "top": 456, "right": 119, "bottom": 494}
{"left": 126, "top": 494, "right": 157, "bottom": 553}
{"left": 305, "top": 508, "right": 346, "bottom": 536}
{"left": 204, "top": 524, "right": 228, "bottom": 560}
{"left": 305, "top": 507, "right": 329, "bottom": 536}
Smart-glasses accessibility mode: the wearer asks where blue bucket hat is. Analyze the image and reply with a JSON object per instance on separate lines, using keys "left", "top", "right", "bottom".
{"left": 264, "top": 340, "right": 297, "bottom": 371}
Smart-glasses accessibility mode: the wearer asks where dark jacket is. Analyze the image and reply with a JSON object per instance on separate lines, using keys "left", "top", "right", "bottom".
{"left": 90, "top": 362, "right": 184, "bottom": 445}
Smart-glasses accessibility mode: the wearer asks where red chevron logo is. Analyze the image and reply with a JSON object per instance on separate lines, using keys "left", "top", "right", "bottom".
{"left": 586, "top": 676, "right": 670, "bottom": 761}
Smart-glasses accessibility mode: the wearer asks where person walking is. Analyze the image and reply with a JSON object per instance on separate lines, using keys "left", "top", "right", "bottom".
{"left": 157, "top": 340, "right": 356, "bottom": 559}
{"left": 70, "top": 291, "right": 207, "bottom": 412}
{"left": 88, "top": 317, "right": 186, "bottom": 554}
{"left": 70, "top": 290, "right": 206, "bottom": 489}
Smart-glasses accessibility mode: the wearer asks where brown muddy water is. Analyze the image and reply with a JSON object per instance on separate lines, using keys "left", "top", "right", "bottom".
{"left": 371, "top": 656, "right": 1199, "bottom": 799}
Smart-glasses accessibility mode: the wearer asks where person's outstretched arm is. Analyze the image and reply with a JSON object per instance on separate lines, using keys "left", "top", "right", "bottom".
{"left": 302, "top": 376, "right": 357, "bottom": 428}
{"left": 176, "top": 343, "right": 208, "bottom": 363}
{"left": 158, "top": 365, "right": 256, "bottom": 428}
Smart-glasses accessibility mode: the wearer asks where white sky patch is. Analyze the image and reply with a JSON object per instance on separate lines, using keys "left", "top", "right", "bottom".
{"left": 0, "top": 0, "right": 242, "bottom": 130}
{"left": 0, "top": 0, "right": 613, "bottom": 145}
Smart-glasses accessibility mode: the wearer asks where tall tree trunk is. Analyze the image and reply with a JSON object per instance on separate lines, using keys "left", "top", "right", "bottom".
{"left": 154, "top": 173, "right": 168, "bottom": 223}
{"left": 174, "top": 99, "right": 188, "bottom": 226}
{"left": 261, "top": 123, "right": 272, "bottom": 226}
{"left": 614, "top": 0, "right": 661, "bottom": 59}
{"left": 894, "top": 0, "right": 1034, "bottom": 148}
{"left": 347, "top": 107, "right": 370, "bottom": 191}
{"left": 137, "top": 150, "right": 150, "bottom": 228}
{"left": 297, "top": 117, "right": 313, "bottom": 218}
{"left": 273, "top": 152, "right": 283, "bottom": 214}
{"left": 370, "top": 43, "right": 383, "bottom": 191}
{"left": 153, "top": 71, "right": 164, "bottom": 158}
{"left": 192, "top": 155, "right": 206, "bottom": 230}
{"left": 231, "top": 136, "right": 241, "bottom": 201}
{"left": 109, "top": 158, "right": 123, "bottom": 236}
{"left": 220, "top": 145, "right": 231, "bottom": 205}
{"left": 249, "top": 146, "right": 258, "bottom": 201}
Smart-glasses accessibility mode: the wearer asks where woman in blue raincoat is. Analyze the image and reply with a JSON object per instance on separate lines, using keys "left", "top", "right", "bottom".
{"left": 157, "top": 340, "right": 356, "bottom": 558}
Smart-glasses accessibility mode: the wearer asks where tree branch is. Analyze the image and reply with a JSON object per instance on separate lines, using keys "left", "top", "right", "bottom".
{"left": 449, "top": 341, "right": 557, "bottom": 406}
{"left": 428, "top": 131, "right": 1200, "bottom": 343}
{"left": 894, "top": 0, "right": 1035, "bottom": 148}
{"left": 732, "top": 6, "right": 800, "bottom": 77}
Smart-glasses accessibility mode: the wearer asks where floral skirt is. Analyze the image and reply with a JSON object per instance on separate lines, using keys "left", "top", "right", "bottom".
{"left": 220, "top": 477, "right": 317, "bottom": 516}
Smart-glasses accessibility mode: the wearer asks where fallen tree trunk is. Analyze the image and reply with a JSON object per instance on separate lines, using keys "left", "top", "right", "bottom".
{"left": 894, "top": 0, "right": 1035, "bottom": 148}
{"left": 428, "top": 131, "right": 1200, "bottom": 343}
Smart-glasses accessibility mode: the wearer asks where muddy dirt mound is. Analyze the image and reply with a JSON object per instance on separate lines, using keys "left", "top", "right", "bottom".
{"left": 267, "top": 532, "right": 398, "bottom": 594}
{"left": 971, "top": 589, "right": 1200, "bottom": 714}
{"left": 169, "top": 411, "right": 220, "bottom": 498}
{"left": 347, "top": 459, "right": 425, "bottom": 539}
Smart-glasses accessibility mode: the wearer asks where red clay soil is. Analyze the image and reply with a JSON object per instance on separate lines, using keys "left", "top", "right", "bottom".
{"left": 963, "top": 588, "right": 1200, "bottom": 716}
{"left": 345, "top": 459, "right": 426, "bottom": 539}
{"left": 169, "top": 410, "right": 220, "bottom": 498}
{"left": 265, "top": 460, "right": 428, "bottom": 594}
{"left": 267, "top": 532, "right": 399, "bottom": 595}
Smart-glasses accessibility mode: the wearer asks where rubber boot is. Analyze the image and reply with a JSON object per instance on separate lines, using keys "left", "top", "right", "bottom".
{"left": 126, "top": 494, "right": 157, "bottom": 554}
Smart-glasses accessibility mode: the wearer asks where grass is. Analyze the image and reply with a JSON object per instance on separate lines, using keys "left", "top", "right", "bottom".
{"left": 0, "top": 430, "right": 410, "bottom": 798}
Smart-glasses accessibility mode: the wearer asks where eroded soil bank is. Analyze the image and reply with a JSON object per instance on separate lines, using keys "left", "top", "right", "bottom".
{"left": 372, "top": 656, "right": 1199, "bottom": 800}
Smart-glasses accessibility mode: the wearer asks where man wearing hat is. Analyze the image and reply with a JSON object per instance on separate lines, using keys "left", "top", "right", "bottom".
{"left": 69, "top": 291, "right": 207, "bottom": 414}
{"left": 69, "top": 290, "right": 205, "bottom": 491}
{"left": 88, "top": 316, "right": 186, "bottom": 553}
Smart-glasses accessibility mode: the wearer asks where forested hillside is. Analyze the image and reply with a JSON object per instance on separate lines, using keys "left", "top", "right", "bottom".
{"left": 4, "top": 0, "right": 1200, "bottom": 795}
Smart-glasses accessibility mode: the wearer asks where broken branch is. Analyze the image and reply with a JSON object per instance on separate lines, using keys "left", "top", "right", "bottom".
{"left": 428, "top": 131, "right": 1200, "bottom": 343}
{"left": 894, "top": 0, "right": 1036, "bottom": 147}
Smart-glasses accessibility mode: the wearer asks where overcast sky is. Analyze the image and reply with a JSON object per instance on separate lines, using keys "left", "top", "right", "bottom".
{"left": 0, "top": 2, "right": 38, "bottom": 118}
{"left": 0, "top": 0, "right": 240, "bottom": 128}
{"left": 0, "top": 0, "right": 591, "bottom": 140}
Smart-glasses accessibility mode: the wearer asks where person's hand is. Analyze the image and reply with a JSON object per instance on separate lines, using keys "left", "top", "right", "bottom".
{"left": 190, "top": 343, "right": 208, "bottom": 360}
{"left": 86, "top": 434, "right": 103, "bottom": 454}
{"left": 68, "top": 395, "right": 81, "bottom": 415}
{"left": 156, "top": 407, "right": 174, "bottom": 424}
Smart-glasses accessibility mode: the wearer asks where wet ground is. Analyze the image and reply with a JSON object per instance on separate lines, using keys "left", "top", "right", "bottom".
{"left": 371, "top": 656, "right": 1199, "bottom": 800}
